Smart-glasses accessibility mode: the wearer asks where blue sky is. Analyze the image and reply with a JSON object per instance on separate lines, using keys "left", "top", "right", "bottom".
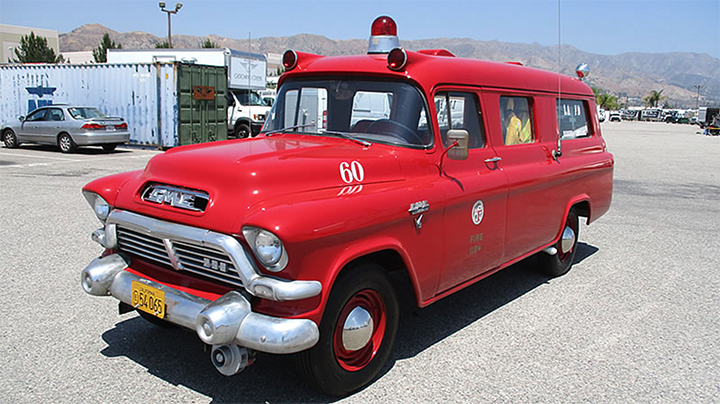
{"left": 1, "top": 0, "right": 718, "bottom": 58}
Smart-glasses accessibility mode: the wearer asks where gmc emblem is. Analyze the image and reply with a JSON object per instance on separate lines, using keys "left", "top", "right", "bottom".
{"left": 142, "top": 184, "right": 209, "bottom": 212}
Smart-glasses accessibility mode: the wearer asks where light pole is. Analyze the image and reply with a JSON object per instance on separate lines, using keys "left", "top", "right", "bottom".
{"left": 695, "top": 85, "right": 702, "bottom": 110}
{"left": 159, "top": 2, "right": 183, "bottom": 48}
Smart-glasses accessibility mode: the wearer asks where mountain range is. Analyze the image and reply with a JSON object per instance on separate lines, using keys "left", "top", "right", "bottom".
{"left": 60, "top": 24, "right": 720, "bottom": 108}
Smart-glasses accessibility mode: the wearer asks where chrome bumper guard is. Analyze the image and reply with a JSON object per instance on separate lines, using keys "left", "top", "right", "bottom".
{"left": 94, "top": 209, "right": 321, "bottom": 302}
{"left": 81, "top": 253, "right": 319, "bottom": 354}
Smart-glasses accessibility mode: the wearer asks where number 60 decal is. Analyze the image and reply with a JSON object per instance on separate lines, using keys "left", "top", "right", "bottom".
{"left": 339, "top": 161, "right": 365, "bottom": 184}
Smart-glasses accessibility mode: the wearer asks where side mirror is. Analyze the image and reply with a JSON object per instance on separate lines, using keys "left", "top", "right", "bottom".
{"left": 446, "top": 129, "right": 469, "bottom": 160}
{"left": 19, "top": 116, "right": 25, "bottom": 122}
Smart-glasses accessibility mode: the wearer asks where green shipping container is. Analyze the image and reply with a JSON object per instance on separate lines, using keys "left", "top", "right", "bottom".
{"left": 177, "top": 63, "right": 228, "bottom": 146}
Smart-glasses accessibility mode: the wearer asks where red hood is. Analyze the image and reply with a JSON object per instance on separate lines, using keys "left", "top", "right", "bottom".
{"left": 111, "top": 135, "right": 407, "bottom": 234}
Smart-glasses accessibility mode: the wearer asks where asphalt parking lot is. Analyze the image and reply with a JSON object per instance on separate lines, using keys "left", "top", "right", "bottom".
{"left": 0, "top": 122, "right": 718, "bottom": 403}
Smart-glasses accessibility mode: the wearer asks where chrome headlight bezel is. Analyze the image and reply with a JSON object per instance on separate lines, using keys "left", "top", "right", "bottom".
{"left": 83, "top": 191, "right": 112, "bottom": 222}
{"left": 242, "top": 226, "right": 288, "bottom": 272}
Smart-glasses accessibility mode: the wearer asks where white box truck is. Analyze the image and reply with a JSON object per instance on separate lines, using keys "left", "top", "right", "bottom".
{"left": 108, "top": 48, "right": 270, "bottom": 138}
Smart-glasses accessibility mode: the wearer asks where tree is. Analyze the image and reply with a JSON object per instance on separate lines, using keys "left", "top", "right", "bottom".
{"left": 644, "top": 89, "right": 665, "bottom": 108}
{"left": 592, "top": 87, "right": 619, "bottom": 110}
{"left": 200, "top": 39, "right": 218, "bottom": 48}
{"left": 92, "top": 33, "right": 121, "bottom": 63}
{"left": 597, "top": 93, "right": 619, "bottom": 110}
{"left": 155, "top": 41, "right": 170, "bottom": 49}
{"left": 13, "top": 32, "right": 64, "bottom": 63}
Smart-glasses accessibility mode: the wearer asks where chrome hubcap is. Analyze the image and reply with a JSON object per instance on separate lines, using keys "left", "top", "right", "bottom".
{"left": 60, "top": 137, "right": 70, "bottom": 150}
{"left": 560, "top": 225, "right": 576, "bottom": 254}
{"left": 341, "top": 306, "right": 374, "bottom": 351}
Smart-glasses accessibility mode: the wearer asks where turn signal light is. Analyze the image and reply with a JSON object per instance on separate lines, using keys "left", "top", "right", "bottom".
{"left": 283, "top": 50, "right": 298, "bottom": 70}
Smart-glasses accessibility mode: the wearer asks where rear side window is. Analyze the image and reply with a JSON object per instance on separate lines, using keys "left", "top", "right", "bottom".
{"left": 557, "top": 99, "right": 592, "bottom": 139}
{"left": 434, "top": 92, "right": 485, "bottom": 148}
{"left": 500, "top": 96, "right": 534, "bottom": 145}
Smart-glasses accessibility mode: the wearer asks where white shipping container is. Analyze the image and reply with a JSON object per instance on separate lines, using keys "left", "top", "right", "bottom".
{"left": 0, "top": 63, "right": 179, "bottom": 147}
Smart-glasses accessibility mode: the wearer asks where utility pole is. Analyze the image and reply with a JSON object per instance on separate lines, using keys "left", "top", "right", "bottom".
{"left": 159, "top": 2, "right": 183, "bottom": 48}
{"left": 695, "top": 85, "right": 702, "bottom": 110}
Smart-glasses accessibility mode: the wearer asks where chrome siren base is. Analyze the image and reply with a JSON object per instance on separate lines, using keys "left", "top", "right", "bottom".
{"left": 80, "top": 253, "right": 319, "bottom": 354}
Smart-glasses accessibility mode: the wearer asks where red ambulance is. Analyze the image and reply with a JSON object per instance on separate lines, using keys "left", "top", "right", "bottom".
{"left": 80, "top": 16, "right": 613, "bottom": 396}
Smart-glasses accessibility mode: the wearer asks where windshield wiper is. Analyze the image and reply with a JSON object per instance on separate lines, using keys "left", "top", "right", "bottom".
{"left": 320, "top": 130, "right": 372, "bottom": 147}
{"left": 260, "top": 123, "right": 318, "bottom": 136}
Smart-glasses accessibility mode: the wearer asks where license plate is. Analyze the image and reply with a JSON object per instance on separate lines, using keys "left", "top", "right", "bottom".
{"left": 131, "top": 281, "right": 166, "bottom": 319}
{"left": 106, "top": 126, "right": 116, "bottom": 131}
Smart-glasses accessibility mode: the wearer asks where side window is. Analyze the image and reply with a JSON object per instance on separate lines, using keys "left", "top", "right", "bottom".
{"left": 49, "top": 109, "right": 64, "bottom": 121}
{"left": 500, "top": 96, "right": 534, "bottom": 145}
{"left": 26, "top": 109, "right": 48, "bottom": 122}
{"left": 434, "top": 92, "right": 485, "bottom": 149}
{"left": 557, "top": 99, "right": 591, "bottom": 139}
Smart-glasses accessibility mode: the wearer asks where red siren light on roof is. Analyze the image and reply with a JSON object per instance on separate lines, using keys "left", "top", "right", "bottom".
{"left": 371, "top": 16, "right": 397, "bottom": 36}
{"left": 387, "top": 48, "right": 408, "bottom": 71}
{"left": 368, "top": 15, "right": 401, "bottom": 54}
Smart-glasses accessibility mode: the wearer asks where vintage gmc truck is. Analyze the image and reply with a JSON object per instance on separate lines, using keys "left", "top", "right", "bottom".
{"left": 80, "top": 16, "right": 613, "bottom": 396}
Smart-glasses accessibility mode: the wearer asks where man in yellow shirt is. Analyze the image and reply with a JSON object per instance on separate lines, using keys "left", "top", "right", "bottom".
{"left": 504, "top": 98, "right": 532, "bottom": 145}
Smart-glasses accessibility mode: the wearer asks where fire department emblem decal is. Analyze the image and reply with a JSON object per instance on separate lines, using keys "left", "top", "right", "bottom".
{"left": 472, "top": 200, "right": 484, "bottom": 225}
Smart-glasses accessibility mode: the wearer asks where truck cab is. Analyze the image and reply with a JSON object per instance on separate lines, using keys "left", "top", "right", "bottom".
{"left": 226, "top": 89, "right": 271, "bottom": 138}
{"left": 80, "top": 16, "right": 613, "bottom": 397}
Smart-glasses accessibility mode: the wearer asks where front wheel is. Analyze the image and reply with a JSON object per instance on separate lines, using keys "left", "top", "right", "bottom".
{"left": 233, "top": 123, "right": 250, "bottom": 139}
{"left": 296, "top": 264, "right": 399, "bottom": 397}
{"left": 537, "top": 209, "right": 579, "bottom": 277}
{"left": 3, "top": 129, "right": 18, "bottom": 148}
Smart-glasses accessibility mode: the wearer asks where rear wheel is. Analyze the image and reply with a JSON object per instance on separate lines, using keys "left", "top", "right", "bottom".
{"left": 102, "top": 143, "right": 118, "bottom": 152}
{"left": 538, "top": 209, "right": 579, "bottom": 277}
{"left": 58, "top": 133, "right": 77, "bottom": 153}
{"left": 3, "top": 129, "right": 18, "bottom": 148}
{"left": 296, "top": 264, "right": 399, "bottom": 397}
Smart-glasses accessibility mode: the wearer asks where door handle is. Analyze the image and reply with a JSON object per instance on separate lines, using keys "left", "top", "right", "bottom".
{"left": 484, "top": 157, "right": 502, "bottom": 163}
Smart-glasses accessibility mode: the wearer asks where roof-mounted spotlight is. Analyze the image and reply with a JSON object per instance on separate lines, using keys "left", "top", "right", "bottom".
{"left": 283, "top": 50, "right": 298, "bottom": 71}
{"left": 576, "top": 63, "right": 590, "bottom": 80}
{"left": 387, "top": 48, "right": 408, "bottom": 71}
{"left": 368, "top": 16, "right": 401, "bottom": 54}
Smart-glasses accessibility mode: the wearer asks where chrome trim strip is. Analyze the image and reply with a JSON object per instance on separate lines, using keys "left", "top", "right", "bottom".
{"left": 104, "top": 210, "right": 322, "bottom": 301}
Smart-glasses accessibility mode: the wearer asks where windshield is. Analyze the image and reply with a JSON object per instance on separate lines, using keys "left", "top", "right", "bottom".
{"left": 232, "top": 90, "right": 268, "bottom": 106}
{"left": 263, "top": 78, "right": 433, "bottom": 148}
{"left": 68, "top": 107, "right": 107, "bottom": 120}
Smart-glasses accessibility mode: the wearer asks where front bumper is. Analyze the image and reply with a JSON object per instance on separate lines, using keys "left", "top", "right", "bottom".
{"left": 81, "top": 253, "right": 320, "bottom": 354}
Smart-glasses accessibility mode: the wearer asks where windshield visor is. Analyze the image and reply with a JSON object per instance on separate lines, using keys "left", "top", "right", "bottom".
{"left": 263, "top": 78, "right": 433, "bottom": 148}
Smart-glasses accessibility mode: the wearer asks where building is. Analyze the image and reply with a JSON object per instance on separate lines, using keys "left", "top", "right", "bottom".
{"left": 1, "top": 24, "right": 59, "bottom": 63}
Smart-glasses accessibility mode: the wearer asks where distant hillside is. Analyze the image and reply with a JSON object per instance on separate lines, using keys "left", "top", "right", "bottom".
{"left": 60, "top": 24, "right": 720, "bottom": 107}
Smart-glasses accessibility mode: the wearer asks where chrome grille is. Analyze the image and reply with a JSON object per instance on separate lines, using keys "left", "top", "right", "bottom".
{"left": 116, "top": 226, "right": 243, "bottom": 287}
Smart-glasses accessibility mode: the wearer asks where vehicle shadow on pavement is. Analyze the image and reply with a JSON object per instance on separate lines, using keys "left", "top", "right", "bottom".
{"left": 14, "top": 144, "right": 132, "bottom": 155}
{"left": 99, "top": 243, "right": 598, "bottom": 403}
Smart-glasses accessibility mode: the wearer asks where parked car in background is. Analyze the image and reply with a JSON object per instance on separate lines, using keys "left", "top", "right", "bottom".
{"left": 609, "top": 111, "right": 622, "bottom": 122}
{"left": 1, "top": 105, "right": 130, "bottom": 153}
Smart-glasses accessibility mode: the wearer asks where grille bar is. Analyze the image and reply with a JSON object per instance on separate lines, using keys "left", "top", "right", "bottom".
{"left": 116, "top": 225, "right": 243, "bottom": 287}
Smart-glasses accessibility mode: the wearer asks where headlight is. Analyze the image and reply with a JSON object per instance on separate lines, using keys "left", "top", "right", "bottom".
{"left": 83, "top": 191, "right": 111, "bottom": 222}
{"left": 242, "top": 227, "right": 288, "bottom": 272}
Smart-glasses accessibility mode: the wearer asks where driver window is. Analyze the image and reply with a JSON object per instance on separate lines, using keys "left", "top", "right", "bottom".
{"left": 26, "top": 109, "right": 48, "bottom": 122}
{"left": 435, "top": 92, "right": 485, "bottom": 148}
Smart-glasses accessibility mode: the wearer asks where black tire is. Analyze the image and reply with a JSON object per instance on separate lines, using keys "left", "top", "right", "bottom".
{"left": 296, "top": 264, "right": 399, "bottom": 397}
{"left": 137, "top": 310, "right": 175, "bottom": 328}
{"left": 102, "top": 143, "right": 118, "bottom": 152}
{"left": 537, "top": 209, "right": 579, "bottom": 277}
{"left": 233, "top": 122, "right": 251, "bottom": 139}
{"left": 58, "top": 133, "right": 77, "bottom": 153}
{"left": 3, "top": 129, "right": 18, "bottom": 148}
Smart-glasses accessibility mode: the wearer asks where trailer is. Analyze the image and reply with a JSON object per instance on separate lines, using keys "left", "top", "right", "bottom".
{"left": 0, "top": 62, "right": 227, "bottom": 148}
{"left": 108, "top": 49, "right": 271, "bottom": 137}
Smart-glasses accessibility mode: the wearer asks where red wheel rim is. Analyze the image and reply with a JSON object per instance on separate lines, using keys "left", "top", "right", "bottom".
{"left": 558, "top": 216, "right": 576, "bottom": 263}
{"left": 333, "top": 289, "right": 386, "bottom": 371}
